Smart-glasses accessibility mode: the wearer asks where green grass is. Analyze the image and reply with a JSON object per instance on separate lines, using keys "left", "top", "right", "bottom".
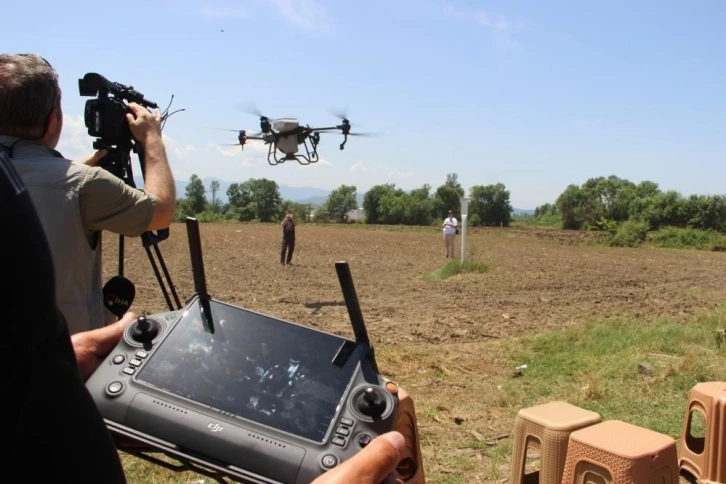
{"left": 650, "top": 226, "right": 726, "bottom": 251}
{"left": 500, "top": 306, "right": 726, "bottom": 438}
{"left": 423, "top": 258, "right": 490, "bottom": 281}
{"left": 117, "top": 306, "right": 726, "bottom": 483}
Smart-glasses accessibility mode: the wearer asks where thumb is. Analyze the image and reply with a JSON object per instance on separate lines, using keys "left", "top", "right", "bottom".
{"left": 91, "top": 311, "right": 136, "bottom": 356}
{"left": 315, "top": 432, "right": 405, "bottom": 484}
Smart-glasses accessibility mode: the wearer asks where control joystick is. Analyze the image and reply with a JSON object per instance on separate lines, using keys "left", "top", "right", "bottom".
{"left": 130, "top": 315, "right": 159, "bottom": 345}
{"left": 355, "top": 386, "right": 388, "bottom": 419}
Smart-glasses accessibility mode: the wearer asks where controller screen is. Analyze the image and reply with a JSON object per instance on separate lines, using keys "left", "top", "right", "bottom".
{"left": 134, "top": 298, "right": 359, "bottom": 443}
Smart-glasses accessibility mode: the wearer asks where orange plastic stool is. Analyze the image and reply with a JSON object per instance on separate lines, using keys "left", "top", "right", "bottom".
{"left": 679, "top": 381, "right": 726, "bottom": 484}
{"left": 508, "top": 401, "right": 601, "bottom": 484}
{"left": 561, "top": 419, "right": 679, "bottom": 484}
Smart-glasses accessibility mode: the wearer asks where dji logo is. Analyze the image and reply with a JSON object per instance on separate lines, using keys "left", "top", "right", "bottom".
{"left": 207, "top": 422, "right": 223, "bottom": 433}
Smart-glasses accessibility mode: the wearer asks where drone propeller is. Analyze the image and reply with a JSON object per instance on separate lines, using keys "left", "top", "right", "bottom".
{"left": 237, "top": 102, "right": 276, "bottom": 121}
{"left": 209, "top": 127, "right": 262, "bottom": 136}
{"left": 327, "top": 107, "right": 350, "bottom": 124}
{"left": 316, "top": 130, "right": 380, "bottom": 137}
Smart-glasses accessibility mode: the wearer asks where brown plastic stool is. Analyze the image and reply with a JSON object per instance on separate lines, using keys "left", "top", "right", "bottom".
{"left": 391, "top": 385, "right": 426, "bottom": 483}
{"left": 561, "top": 419, "right": 679, "bottom": 484}
{"left": 508, "top": 401, "right": 601, "bottom": 484}
{"left": 678, "top": 381, "right": 726, "bottom": 484}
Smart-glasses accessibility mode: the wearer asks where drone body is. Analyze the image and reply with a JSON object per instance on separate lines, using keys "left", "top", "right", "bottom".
{"left": 216, "top": 109, "right": 377, "bottom": 166}
{"left": 272, "top": 118, "right": 301, "bottom": 156}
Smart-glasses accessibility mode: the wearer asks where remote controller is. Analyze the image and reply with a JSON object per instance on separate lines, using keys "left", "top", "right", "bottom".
{"left": 85, "top": 217, "right": 400, "bottom": 483}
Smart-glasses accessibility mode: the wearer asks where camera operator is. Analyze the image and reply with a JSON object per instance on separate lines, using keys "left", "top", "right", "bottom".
{"left": 2, "top": 150, "right": 406, "bottom": 483}
{"left": 0, "top": 53, "right": 176, "bottom": 335}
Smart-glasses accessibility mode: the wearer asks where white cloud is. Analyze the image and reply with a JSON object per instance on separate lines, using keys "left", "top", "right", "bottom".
{"left": 52, "top": 111, "right": 415, "bottom": 193}
{"left": 264, "top": 0, "right": 332, "bottom": 32}
{"left": 439, "top": 3, "right": 520, "bottom": 32}
{"left": 56, "top": 114, "right": 93, "bottom": 162}
{"left": 198, "top": 3, "right": 248, "bottom": 18}
{"left": 474, "top": 11, "right": 512, "bottom": 31}
{"left": 163, "top": 134, "right": 197, "bottom": 160}
{"left": 349, "top": 161, "right": 413, "bottom": 180}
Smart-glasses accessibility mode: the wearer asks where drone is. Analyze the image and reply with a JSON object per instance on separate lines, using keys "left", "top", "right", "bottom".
{"left": 215, "top": 108, "right": 377, "bottom": 166}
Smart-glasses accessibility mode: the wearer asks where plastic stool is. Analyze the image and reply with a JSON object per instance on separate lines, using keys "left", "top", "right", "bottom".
{"left": 561, "top": 419, "right": 679, "bottom": 484}
{"left": 392, "top": 386, "right": 426, "bottom": 483}
{"left": 508, "top": 401, "right": 601, "bottom": 484}
{"left": 678, "top": 381, "right": 726, "bottom": 484}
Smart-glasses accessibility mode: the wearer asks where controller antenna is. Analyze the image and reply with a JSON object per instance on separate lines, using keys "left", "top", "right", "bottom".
{"left": 335, "top": 261, "right": 378, "bottom": 372}
{"left": 186, "top": 217, "right": 214, "bottom": 333}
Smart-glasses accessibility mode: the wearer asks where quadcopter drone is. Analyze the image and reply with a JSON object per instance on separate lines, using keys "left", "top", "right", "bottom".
{"left": 215, "top": 108, "right": 377, "bottom": 166}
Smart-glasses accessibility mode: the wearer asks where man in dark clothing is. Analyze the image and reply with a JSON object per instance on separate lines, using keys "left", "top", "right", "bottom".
{"left": 280, "top": 209, "right": 296, "bottom": 265}
{"left": 0, "top": 149, "right": 129, "bottom": 483}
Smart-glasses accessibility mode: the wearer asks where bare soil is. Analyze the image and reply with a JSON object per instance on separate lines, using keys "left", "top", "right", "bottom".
{"left": 102, "top": 223, "right": 726, "bottom": 483}
{"left": 104, "top": 223, "right": 726, "bottom": 345}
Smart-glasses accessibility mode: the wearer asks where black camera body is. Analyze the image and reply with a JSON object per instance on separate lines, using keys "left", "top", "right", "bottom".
{"left": 83, "top": 95, "right": 132, "bottom": 146}
{"left": 78, "top": 73, "right": 158, "bottom": 182}
{"left": 79, "top": 73, "right": 157, "bottom": 140}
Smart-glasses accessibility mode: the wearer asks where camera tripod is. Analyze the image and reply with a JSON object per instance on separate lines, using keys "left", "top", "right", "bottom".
{"left": 100, "top": 139, "right": 182, "bottom": 314}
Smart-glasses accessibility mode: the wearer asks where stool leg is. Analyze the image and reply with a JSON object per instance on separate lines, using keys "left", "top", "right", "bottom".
{"left": 509, "top": 418, "right": 534, "bottom": 484}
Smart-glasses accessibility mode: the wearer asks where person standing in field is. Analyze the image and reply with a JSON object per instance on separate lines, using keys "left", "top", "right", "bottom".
{"left": 442, "top": 209, "right": 458, "bottom": 258}
{"left": 280, "top": 209, "right": 296, "bottom": 265}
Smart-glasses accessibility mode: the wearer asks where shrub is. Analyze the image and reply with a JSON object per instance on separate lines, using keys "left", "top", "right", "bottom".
{"left": 607, "top": 220, "right": 649, "bottom": 247}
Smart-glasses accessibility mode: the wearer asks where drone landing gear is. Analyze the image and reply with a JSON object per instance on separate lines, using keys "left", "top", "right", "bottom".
{"left": 265, "top": 136, "right": 321, "bottom": 166}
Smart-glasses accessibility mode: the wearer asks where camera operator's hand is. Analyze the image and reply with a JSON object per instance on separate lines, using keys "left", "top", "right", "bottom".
{"left": 125, "top": 102, "right": 163, "bottom": 145}
{"left": 311, "top": 432, "right": 405, "bottom": 484}
{"left": 71, "top": 311, "right": 136, "bottom": 381}
{"left": 81, "top": 149, "right": 108, "bottom": 166}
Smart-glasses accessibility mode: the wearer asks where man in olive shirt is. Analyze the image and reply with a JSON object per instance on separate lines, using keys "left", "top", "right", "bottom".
{"left": 1, "top": 150, "right": 407, "bottom": 484}
{"left": 0, "top": 53, "right": 176, "bottom": 334}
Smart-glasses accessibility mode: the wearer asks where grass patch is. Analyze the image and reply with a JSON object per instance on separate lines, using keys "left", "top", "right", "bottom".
{"left": 117, "top": 307, "right": 726, "bottom": 484}
{"left": 500, "top": 307, "right": 726, "bottom": 438}
{"left": 650, "top": 226, "right": 726, "bottom": 251}
{"left": 423, "top": 258, "right": 490, "bottom": 281}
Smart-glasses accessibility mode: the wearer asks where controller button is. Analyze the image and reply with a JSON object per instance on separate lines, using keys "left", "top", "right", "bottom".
{"left": 129, "top": 358, "right": 142, "bottom": 367}
{"left": 112, "top": 355, "right": 125, "bottom": 365}
{"left": 107, "top": 381, "right": 124, "bottom": 395}
{"left": 356, "top": 433, "right": 373, "bottom": 448}
{"left": 331, "top": 437, "right": 345, "bottom": 447}
{"left": 336, "top": 426, "right": 350, "bottom": 437}
{"left": 386, "top": 381, "right": 398, "bottom": 394}
{"left": 122, "top": 367, "right": 135, "bottom": 375}
{"left": 135, "top": 350, "right": 148, "bottom": 359}
{"left": 321, "top": 454, "right": 338, "bottom": 469}
{"left": 340, "top": 417, "right": 354, "bottom": 427}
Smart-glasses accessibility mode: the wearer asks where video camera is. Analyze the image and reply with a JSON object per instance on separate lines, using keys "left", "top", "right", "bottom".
{"left": 79, "top": 72, "right": 158, "bottom": 148}
{"left": 85, "top": 217, "right": 425, "bottom": 483}
{"left": 78, "top": 73, "right": 185, "bottom": 316}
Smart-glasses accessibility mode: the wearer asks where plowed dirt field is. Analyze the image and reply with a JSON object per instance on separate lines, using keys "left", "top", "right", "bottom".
{"left": 105, "top": 223, "right": 726, "bottom": 483}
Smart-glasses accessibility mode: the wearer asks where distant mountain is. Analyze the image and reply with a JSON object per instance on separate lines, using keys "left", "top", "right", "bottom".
{"left": 134, "top": 176, "right": 532, "bottom": 212}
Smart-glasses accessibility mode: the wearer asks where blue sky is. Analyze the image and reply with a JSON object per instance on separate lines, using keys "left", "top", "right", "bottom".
{"left": 3, "top": 0, "right": 725, "bottom": 209}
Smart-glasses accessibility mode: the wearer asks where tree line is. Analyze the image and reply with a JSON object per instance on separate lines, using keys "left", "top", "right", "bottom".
{"left": 174, "top": 172, "right": 726, "bottom": 234}
{"left": 533, "top": 175, "right": 726, "bottom": 233}
{"left": 174, "top": 173, "right": 515, "bottom": 227}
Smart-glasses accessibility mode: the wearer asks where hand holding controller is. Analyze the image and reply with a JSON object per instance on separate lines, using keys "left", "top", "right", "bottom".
{"left": 83, "top": 217, "right": 425, "bottom": 483}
